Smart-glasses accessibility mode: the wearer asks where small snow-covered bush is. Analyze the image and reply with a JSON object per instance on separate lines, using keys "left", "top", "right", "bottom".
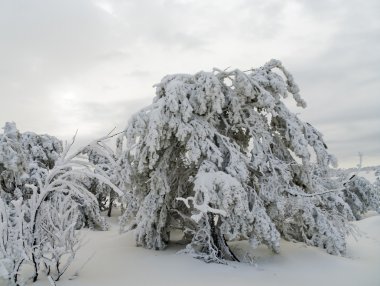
{"left": 38, "top": 193, "right": 81, "bottom": 282}
{"left": 118, "top": 59, "right": 367, "bottom": 262}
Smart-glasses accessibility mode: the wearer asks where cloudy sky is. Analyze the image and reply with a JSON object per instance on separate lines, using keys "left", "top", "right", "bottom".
{"left": 0, "top": 0, "right": 379, "bottom": 167}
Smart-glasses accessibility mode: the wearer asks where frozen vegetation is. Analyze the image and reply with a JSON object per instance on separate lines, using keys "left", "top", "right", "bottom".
{"left": 0, "top": 60, "right": 379, "bottom": 285}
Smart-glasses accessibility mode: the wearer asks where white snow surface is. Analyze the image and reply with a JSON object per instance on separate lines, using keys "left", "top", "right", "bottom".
{"left": 8, "top": 213, "right": 379, "bottom": 286}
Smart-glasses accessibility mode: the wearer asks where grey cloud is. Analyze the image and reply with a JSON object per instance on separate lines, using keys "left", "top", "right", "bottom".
{"left": 280, "top": 0, "right": 380, "bottom": 167}
{"left": 306, "top": 104, "right": 380, "bottom": 125}
{"left": 0, "top": 0, "right": 125, "bottom": 136}
{"left": 103, "top": 0, "right": 286, "bottom": 51}
{"left": 0, "top": 0, "right": 114, "bottom": 69}
{"left": 95, "top": 50, "right": 130, "bottom": 62}
{"left": 99, "top": 0, "right": 210, "bottom": 51}
{"left": 0, "top": 0, "right": 379, "bottom": 168}
{"left": 80, "top": 98, "right": 151, "bottom": 121}
{"left": 125, "top": 70, "right": 152, "bottom": 78}
{"left": 329, "top": 131, "right": 380, "bottom": 147}
{"left": 314, "top": 118, "right": 380, "bottom": 167}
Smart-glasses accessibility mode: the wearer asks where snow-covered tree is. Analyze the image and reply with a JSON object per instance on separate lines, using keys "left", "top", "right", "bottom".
{"left": 119, "top": 59, "right": 361, "bottom": 262}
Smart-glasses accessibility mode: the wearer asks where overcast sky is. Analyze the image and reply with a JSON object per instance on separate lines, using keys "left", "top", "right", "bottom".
{"left": 0, "top": 0, "right": 379, "bottom": 167}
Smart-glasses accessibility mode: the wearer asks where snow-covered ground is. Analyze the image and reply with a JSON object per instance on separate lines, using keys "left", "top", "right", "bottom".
{"left": 26, "top": 213, "right": 380, "bottom": 286}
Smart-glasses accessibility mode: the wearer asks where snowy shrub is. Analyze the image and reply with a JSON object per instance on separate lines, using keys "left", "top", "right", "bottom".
{"left": 119, "top": 59, "right": 361, "bottom": 262}
{"left": 0, "top": 122, "right": 62, "bottom": 202}
{"left": 0, "top": 123, "right": 111, "bottom": 230}
{"left": 0, "top": 133, "right": 122, "bottom": 285}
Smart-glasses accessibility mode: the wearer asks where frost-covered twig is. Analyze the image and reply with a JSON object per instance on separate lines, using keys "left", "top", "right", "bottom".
{"left": 68, "top": 252, "right": 96, "bottom": 281}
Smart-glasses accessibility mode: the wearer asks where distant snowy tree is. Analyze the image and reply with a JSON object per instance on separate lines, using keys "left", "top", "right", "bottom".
{"left": 375, "top": 167, "right": 380, "bottom": 187}
{"left": 342, "top": 175, "right": 380, "bottom": 219}
{"left": 331, "top": 163, "right": 380, "bottom": 220}
{"left": 119, "top": 59, "right": 361, "bottom": 262}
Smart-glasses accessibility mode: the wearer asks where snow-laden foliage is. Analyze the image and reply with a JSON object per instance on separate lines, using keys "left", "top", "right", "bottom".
{"left": 81, "top": 146, "right": 123, "bottom": 218}
{"left": 118, "top": 59, "right": 362, "bottom": 262}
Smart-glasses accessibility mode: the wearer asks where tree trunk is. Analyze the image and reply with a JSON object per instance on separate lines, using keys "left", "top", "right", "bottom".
{"left": 208, "top": 213, "right": 239, "bottom": 262}
{"left": 32, "top": 253, "right": 39, "bottom": 282}
{"left": 107, "top": 193, "right": 114, "bottom": 217}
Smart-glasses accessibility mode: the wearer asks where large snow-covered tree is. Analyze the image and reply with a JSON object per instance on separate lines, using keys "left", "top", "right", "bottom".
{"left": 119, "top": 59, "right": 365, "bottom": 262}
